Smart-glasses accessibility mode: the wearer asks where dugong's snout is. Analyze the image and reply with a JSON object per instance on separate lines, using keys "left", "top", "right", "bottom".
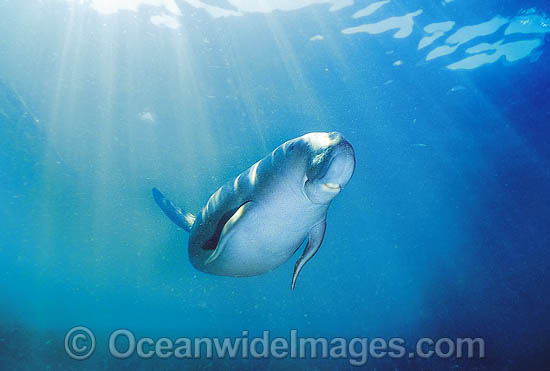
{"left": 323, "top": 134, "right": 355, "bottom": 189}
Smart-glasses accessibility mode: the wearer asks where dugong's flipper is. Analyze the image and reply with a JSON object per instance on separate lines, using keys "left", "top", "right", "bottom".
{"left": 291, "top": 220, "right": 326, "bottom": 290}
{"left": 205, "top": 201, "right": 255, "bottom": 265}
{"left": 152, "top": 188, "right": 195, "bottom": 232}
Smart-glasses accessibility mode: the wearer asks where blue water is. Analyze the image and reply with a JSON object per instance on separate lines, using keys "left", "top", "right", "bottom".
{"left": 1, "top": 0, "right": 549, "bottom": 369}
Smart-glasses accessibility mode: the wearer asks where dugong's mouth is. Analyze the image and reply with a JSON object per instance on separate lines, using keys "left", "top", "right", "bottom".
{"left": 322, "top": 182, "right": 341, "bottom": 191}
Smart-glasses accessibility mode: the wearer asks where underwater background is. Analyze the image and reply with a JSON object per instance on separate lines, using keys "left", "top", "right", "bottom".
{"left": 1, "top": 0, "right": 549, "bottom": 369}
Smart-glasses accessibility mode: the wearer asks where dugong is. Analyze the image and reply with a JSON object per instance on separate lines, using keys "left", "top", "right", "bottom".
{"left": 152, "top": 132, "right": 355, "bottom": 289}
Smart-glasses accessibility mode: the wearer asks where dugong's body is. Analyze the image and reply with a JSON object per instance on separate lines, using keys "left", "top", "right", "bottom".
{"left": 153, "top": 132, "right": 355, "bottom": 289}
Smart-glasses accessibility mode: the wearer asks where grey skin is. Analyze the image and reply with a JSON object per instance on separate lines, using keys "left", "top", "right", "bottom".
{"left": 152, "top": 132, "right": 355, "bottom": 289}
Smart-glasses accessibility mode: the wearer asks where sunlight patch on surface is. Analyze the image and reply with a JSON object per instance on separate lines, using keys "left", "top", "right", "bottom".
{"left": 418, "top": 33, "right": 445, "bottom": 50}
{"left": 447, "top": 38, "right": 543, "bottom": 70}
{"left": 505, "top": 12, "right": 550, "bottom": 35}
{"left": 466, "top": 40, "right": 504, "bottom": 54}
{"left": 329, "top": 0, "right": 354, "bottom": 12}
{"left": 447, "top": 16, "right": 509, "bottom": 45}
{"left": 352, "top": 0, "right": 390, "bottom": 19}
{"left": 418, "top": 21, "right": 455, "bottom": 50}
{"left": 426, "top": 16, "right": 509, "bottom": 61}
{"left": 426, "top": 44, "right": 459, "bottom": 61}
{"left": 342, "top": 9, "right": 423, "bottom": 38}
{"left": 424, "top": 21, "right": 455, "bottom": 34}
{"left": 183, "top": 0, "right": 241, "bottom": 17}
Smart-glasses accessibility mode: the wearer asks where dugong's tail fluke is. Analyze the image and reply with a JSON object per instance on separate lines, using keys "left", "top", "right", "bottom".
{"left": 152, "top": 187, "right": 195, "bottom": 232}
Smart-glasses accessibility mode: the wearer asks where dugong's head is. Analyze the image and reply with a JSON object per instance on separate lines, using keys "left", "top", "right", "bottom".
{"left": 301, "top": 132, "right": 355, "bottom": 204}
